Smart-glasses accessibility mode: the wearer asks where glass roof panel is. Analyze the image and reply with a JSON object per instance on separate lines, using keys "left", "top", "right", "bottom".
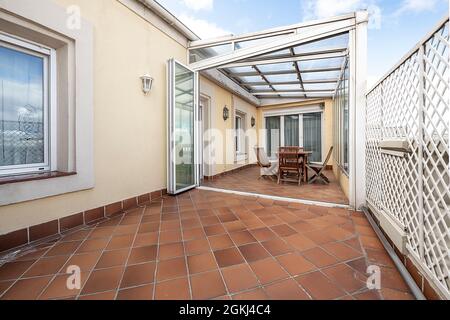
{"left": 257, "top": 62, "right": 295, "bottom": 73}
{"left": 294, "top": 33, "right": 349, "bottom": 54}
{"left": 255, "top": 49, "right": 292, "bottom": 59}
{"left": 303, "top": 83, "right": 337, "bottom": 91}
{"left": 238, "top": 75, "right": 265, "bottom": 83}
{"left": 189, "top": 43, "right": 234, "bottom": 63}
{"left": 265, "top": 73, "right": 299, "bottom": 83}
{"left": 249, "top": 85, "right": 272, "bottom": 91}
{"left": 301, "top": 71, "right": 341, "bottom": 81}
{"left": 226, "top": 66, "right": 255, "bottom": 74}
{"left": 272, "top": 84, "right": 302, "bottom": 91}
{"left": 235, "top": 34, "right": 292, "bottom": 50}
{"left": 299, "top": 57, "right": 344, "bottom": 70}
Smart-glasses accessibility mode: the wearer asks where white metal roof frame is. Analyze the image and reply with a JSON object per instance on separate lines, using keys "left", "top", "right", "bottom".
{"left": 187, "top": 12, "right": 368, "bottom": 103}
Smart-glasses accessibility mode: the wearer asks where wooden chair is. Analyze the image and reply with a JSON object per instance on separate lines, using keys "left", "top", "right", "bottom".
{"left": 254, "top": 147, "right": 278, "bottom": 180}
{"left": 306, "top": 146, "right": 334, "bottom": 184}
{"left": 278, "top": 146, "right": 302, "bottom": 185}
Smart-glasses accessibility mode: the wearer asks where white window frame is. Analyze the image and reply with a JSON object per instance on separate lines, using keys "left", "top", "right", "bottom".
{"left": 0, "top": 32, "right": 57, "bottom": 176}
{"left": 235, "top": 110, "right": 247, "bottom": 161}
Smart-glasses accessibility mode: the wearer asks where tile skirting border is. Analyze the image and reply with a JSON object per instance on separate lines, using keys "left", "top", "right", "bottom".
{"left": 0, "top": 188, "right": 167, "bottom": 254}
{"left": 364, "top": 209, "right": 442, "bottom": 300}
{"left": 203, "top": 164, "right": 257, "bottom": 181}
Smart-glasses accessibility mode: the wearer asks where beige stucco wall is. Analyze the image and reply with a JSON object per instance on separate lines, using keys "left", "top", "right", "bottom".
{"left": 0, "top": 0, "right": 187, "bottom": 234}
{"left": 200, "top": 77, "right": 259, "bottom": 176}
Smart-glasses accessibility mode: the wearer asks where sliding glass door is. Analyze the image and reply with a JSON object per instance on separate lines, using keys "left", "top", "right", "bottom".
{"left": 303, "top": 113, "right": 322, "bottom": 162}
{"left": 167, "top": 59, "right": 199, "bottom": 195}
{"left": 266, "top": 116, "right": 280, "bottom": 158}
{"left": 284, "top": 115, "right": 299, "bottom": 147}
{"left": 265, "top": 112, "right": 323, "bottom": 162}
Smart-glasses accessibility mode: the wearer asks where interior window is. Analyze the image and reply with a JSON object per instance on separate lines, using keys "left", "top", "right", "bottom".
{"left": 0, "top": 37, "right": 50, "bottom": 176}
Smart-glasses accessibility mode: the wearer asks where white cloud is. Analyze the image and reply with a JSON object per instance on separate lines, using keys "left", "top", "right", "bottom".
{"left": 302, "top": 0, "right": 382, "bottom": 30}
{"left": 178, "top": 14, "right": 231, "bottom": 39}
{"left": 181, "top": 0, "right": 213, "bottom": 11}
{"left": 395, "top": 0, "right": 441, "bottom": 15}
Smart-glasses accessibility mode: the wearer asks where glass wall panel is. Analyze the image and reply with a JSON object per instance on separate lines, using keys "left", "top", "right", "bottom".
{"left": 174, "top": 63, "right": 195, "bottom": 191}
{"left": 303, "top": 113, "right": 322, "bottom": 162}
{"left": 284, "top": 115, "right": 299, "bottom": 147}
{"left": 265, "top": 116, "right": 280, "bottom": 158}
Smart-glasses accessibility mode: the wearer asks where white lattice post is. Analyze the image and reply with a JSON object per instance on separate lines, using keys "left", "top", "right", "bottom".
{"left": 349, "top": 11, "right": 368, "bottom": 209}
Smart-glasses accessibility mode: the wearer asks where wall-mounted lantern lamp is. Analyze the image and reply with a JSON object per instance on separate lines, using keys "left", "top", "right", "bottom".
{"left": 251, "top": 117, "right": 256, "bottom": 128}
{"left": 223, "top": 106, "right": 230, "bottom": 121}
{"left": 140, "top": 74, "right": 154, "bottom": 95}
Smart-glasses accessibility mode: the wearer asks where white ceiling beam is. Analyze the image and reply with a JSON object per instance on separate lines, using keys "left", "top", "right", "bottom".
{"left": 220, "top": 49, "right": 348, "bottom": 69}
{"left": 188, "top": 13, "right": 356, "bottom": 49}
{"left": 255, "top": 91, "right": 335, "bottom": 96}
{"left": 189, "top": 18, "right": 355, "bottom": 71}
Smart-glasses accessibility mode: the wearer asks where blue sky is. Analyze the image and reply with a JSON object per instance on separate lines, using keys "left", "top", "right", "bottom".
{"left": 157, "top": 0, "right": 448, "bottom": 88}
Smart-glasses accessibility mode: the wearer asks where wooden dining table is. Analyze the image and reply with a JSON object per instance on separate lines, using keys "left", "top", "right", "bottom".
{"left": 277, "top": 149, "right": 313, "bottom": 183}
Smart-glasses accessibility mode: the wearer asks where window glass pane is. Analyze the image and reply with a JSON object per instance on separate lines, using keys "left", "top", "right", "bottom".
{"left": 303, "top": 113, "right": 322, "bottom": 162}
{"left": 265, "top": 73, "right": 298, "bottom": 83}
{"left": 301, "top": 71, "right": 341, "bottom": 81}
{"left": 299, "top": 57, "right": 344, "bottom": 70}
{"left": 284, "top": 115, "right": 299, "bottom": 147}
{"left": 294, "top": 33, "right": 349, "bottom": 54}
{"left": 257, "top": 62, "right": 295, "bottom": 73}
{"left": 0, "top": 45, "right": 45, "bottom": 168}
{"left": 303, "top": 83, "right": 337, "bottom": 91}
{"left": 174, "top": 63, "right": 195, "bottom": 191}
{"left": 272, "top": 84, "right": 302, "bottom": 91}
{"left": 265, "top": 116, "right": 280, "bottom": 158}
{"left": 189, "top": 43, "right": 233, "bottom": 63}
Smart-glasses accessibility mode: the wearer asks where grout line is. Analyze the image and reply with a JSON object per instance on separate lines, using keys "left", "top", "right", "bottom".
{"left": 113, "top": 207, "right": 146, "bottom": 300}
{"left": 150, "top": 200, "right": 163, "bottom": 300}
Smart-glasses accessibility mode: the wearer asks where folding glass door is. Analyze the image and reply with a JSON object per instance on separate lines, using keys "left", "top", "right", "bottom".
{"left": 167, "top": 59, "right": 199, "bottom": 195}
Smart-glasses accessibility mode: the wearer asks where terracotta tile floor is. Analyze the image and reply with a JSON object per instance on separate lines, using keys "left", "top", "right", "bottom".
{"left": 202, "top": 166, "right": 349, "bottom": 205}
{"left": 0, "top": 189, "right": 414, "bottom": 300}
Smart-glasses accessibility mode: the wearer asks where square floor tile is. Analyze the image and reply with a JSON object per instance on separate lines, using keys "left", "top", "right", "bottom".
{"left": 120, "top": 262, "right": 156, "bottom": 289}
{"left": 95, "top": 249, "right": 129, "bottom": 269}
{"left": 117, "top": 284, "right": 153, "bottom": 300}
{"left": 261, "top": 238, "right": 293, "bottom": 256}
{"left": 276, "top": 253, "right": 316, "bottom": 276}
{"left": 45, "top": 241, "right": 82, "bottom": 257}
{"left": 185, "top": 238, "right": 210, "bottom": 256}
{"left": 191, "top": 270, "right": 226, "bottom": 300}
{"left": 264, "top": 279, "right": 310, "bottom": 300}
{"left": 24, "top": 256, "right": 69, "bottom": 278}
{"left": 81, "top": 266, "right": 124, "bottom": 295}
{"left": 296, "top": 271, "right": 345, "bottom": 300}
{"left": 271, "top": 224, "right": 297, "bottom": 237}
{"left": 128, "top": 246, "right": 157, "bottom": 265}
{"left": 214, "top": 248, "right": 245, "bottom": 268}
{"left": 107, "top": 234, "right": 135, "bottom": 250}
{"left": 322, "top": 264, "right": 366, "bottom": 293}
{"left": 1, "top": 276, "right": 52, "bottom": 300}
{"left": 302, "top": 247, "right": 339, "bottom": 268}
{"left": 222, "top": 264, "right": 259, "bottom": 294}
{"left": 249, "top": 258, "right": 289, "bottom": 285}
{"left": 0, "top": 261, "right": 35, "bottom": 281}
{"left": 204, "top": 225, "right": 227, "bottom": 237}
{"left": 209, "top": 234, "right": 234, "bottom": 251}
{"left": 158, "top": 242, "right": 184, "bottom": 260}
{"left": 155, "top": 277, "right": 190, "bottom": 300}
{"left": 62, "top": 252, "right": 102, "bottom": 273}
{"left": 188, "top": 253, "right": 217, "bottom": 274}
{"left": 156, "top": 257, "right": 187, "bottom": 282}
{"left": 230, "top": 231, "right": 257, "bottom": 246}
{"left": 238, "top": 243, "right": 271, "bottom": 263}
{"left": 232, "top": 288, "right": 268, "bottom": 300}
{"left": 249, "top": 228, "right": 277, "bottom": 241}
